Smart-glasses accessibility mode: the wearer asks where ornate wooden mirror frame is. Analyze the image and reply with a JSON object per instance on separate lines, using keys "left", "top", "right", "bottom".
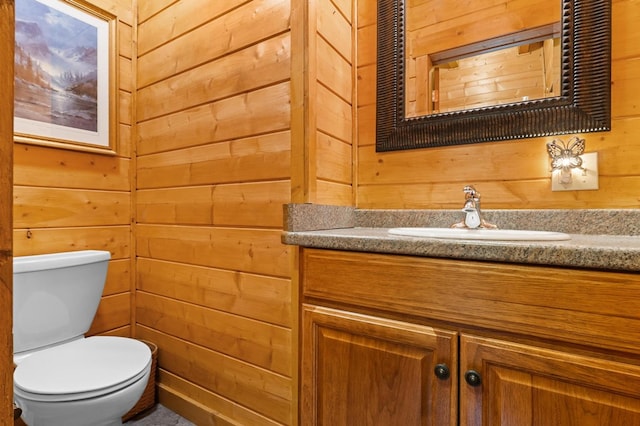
{"left": 376, "top": 0, "right": 611, "bottom": 151}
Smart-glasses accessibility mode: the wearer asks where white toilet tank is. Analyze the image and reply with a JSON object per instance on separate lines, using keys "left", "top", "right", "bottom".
{"left": 13, "top": 250, "right": 111, "bottom": 356}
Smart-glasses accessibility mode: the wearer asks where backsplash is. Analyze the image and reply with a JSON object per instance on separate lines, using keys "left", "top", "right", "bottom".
{"left": 284, "top": 204, "right": 640, "bottom": 236}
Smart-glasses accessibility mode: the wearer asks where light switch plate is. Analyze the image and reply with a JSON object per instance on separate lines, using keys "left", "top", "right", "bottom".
{"left": 551, "top": 152, "right": 599, "bottom": 191}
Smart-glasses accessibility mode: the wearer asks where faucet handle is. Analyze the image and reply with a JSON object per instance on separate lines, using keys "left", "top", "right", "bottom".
{"left": 463, "top": 185, "right": 478, "bottom": 199}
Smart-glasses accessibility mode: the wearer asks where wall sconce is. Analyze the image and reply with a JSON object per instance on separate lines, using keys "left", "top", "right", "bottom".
{"left": 546, "top": 136, "right": 585, "bottom": 184}
{"left": 546, "top": 137, "right": 599, "bottom": 191}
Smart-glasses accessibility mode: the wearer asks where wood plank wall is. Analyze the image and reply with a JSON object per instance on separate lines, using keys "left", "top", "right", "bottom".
{"left": 12, "top": 0, "right": 135, "bottom": 339}
{"left": 135, "top": 1, "right": 296, "bottom": 424}
{"left": 357, "top": 0, "right": 640, "bottom": 209}
{"left": 13, "top": 0, "right": 638, "bottom": 425}
{"left": 313, "top": 0, "right": 356, "bottom": 205}
{"left": 1, "top": 0, "right": 13, "bottom": 422}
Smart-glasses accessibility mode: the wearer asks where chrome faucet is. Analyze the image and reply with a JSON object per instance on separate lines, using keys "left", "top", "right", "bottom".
{"left": 452, "top": 185, "right": 497, "bottom": 229}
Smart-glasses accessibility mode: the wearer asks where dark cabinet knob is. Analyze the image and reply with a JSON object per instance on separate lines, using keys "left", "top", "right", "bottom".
{"left": 434, "top": 363, "right": 450, "bottom": 380}
{"left": 464, "top": 370, "right": 482, "bottom": 387}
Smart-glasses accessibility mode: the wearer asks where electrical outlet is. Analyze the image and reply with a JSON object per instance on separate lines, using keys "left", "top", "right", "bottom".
{"left": 551, "top": 152, "right": 599, "bottom": 191}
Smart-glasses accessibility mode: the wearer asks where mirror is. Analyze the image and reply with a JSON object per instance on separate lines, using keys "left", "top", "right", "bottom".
{"left": 376, "top": 0, "right": 611, "bottom": 151}
{"left": 406, "top": 23, "right": 563, "bottom": 117}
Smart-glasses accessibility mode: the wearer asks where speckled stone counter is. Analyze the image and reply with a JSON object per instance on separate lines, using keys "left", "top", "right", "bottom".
{"left": 282, "top": 204, "right": 640, "bottom": 272}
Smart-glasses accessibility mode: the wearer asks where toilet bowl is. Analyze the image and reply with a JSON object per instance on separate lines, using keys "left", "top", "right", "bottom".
{"left": 13, "top": 251, "right": 153, "bottom": 426}
{"left": 14, "top": 336, "right": 151, "bottom": 426}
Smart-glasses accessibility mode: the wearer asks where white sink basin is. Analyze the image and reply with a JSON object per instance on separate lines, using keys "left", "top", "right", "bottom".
{"left": 388, "top": 227, "right": 571, "bottom": 241}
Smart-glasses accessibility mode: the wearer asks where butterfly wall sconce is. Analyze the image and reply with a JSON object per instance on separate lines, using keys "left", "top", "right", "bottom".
{"left": 546, "top": 137, "right": 586, "bottom": 185}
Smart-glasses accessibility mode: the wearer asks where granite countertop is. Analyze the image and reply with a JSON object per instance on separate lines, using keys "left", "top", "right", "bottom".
{"left": 282, "top": 205, "right": 640, "bottom": 272}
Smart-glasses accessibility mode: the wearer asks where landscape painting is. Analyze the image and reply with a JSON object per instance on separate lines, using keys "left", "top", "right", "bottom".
{"left": 14, "top": 0, "right": 114, "bottom": 152}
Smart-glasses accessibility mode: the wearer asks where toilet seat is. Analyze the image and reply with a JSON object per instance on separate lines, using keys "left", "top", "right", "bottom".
{"left": 14, "top": 336, "right": 151, "bottom": 402}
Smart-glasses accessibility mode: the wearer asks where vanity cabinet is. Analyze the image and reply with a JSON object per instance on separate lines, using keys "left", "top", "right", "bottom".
{"left": 302, "top": 305, "right": 457, "bottom": 425}
{"left": 460, "top": 334, "right": 640, "bottom": 425}
{"left": 300, "top": 248, "right": 640, "bottom": 425}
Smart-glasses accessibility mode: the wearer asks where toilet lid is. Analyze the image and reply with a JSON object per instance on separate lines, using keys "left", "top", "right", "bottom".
{"left": 14, "top": 336, "right": 151, "bottom": 401}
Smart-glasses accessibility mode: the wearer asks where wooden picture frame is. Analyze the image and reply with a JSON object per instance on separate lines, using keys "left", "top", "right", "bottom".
{"left": 14, "top": 0, "right": 117, "bottom": 154}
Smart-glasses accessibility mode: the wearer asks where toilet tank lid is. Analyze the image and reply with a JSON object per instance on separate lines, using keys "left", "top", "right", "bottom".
{"left": 14, "top": 250, "right": 111, "bottom": 274}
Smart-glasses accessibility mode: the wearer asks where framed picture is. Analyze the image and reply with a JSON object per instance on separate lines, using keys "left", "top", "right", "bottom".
{"left": 14, "top": 0, "right": 117, "bottom": 154}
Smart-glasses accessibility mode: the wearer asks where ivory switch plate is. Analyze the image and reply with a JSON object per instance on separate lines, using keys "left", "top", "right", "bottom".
{"left": 551, "top": 152, "right": 599, "bottom": 191}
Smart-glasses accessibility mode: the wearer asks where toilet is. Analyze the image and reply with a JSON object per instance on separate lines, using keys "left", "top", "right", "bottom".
{"left": 13, "top": 250, "right": 152, "bottom": 426}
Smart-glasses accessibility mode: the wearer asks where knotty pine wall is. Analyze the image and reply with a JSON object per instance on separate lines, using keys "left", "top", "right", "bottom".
{"left": 134, "top": 0, "right": 355, "bottom": 424}
{"left": 12, "top": 0, "right": 637, "bottom": 425}
{"left": 12, "top": 0, "right": 135, "bottom": 338}
{"left": 310, "top": 0, "right": 355, "bottom": 206}
{"left": 357, "top": 0, "right": 640, "bottom": 209}
{"left": 1, "top": 1, "right": 14, "bottom": 422}
{"left": 135, "top": 1, "right": 292, "bottom": 424}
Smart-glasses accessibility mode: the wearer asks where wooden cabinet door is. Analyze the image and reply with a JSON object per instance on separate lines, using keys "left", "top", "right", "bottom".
{"left": 460, "top": 334, "right": 640, "bottom": 426}
{"left": 301, "top": 304, "right": 457, "bottom": 426}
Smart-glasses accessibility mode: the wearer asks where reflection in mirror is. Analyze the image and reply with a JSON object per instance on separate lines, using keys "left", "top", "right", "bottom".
{"left": 405, "top": 0, "right": 562, "bottom": 117}
{"left": 376, "top": 0, "right": 611, "bottom": 151}
{"left": 406, "top": 27, "right": 562, "bottom": 116}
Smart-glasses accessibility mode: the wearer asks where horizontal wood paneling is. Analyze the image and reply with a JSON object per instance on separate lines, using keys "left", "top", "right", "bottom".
{"left": 157, "top": 370, "right": 282, "bottom": 426}
{"left": 137, "top": 132, "right": 291, "bottom": 188}
{"left": 612, "top": 0, "right": 640, "bottom": 60}
{"left": 356, "top": 23, "right": 376, "bottom": 67}
{"left": 14, "top": 187, "right": 129, "bottom": 228}
{"left": 137, "top": 82, "right": 291, "bottom": 155}
{"left": 137, "top": 33, "right": 291, "bottom": 122}
{"left": 118, "top": 21, "right": 133, "bottom": 59}
{"left": 136, "top": 225, "right": 289, "bottom": 278}
{"left": 211, "top": 181, "right": 289, "bottom": 227}
{"left": 357, "top": 176, "right": 640, "bottom": 209}
{"left": 119, "top": 91, "right": 132, "bottom": 125}
{"left": 13, "top": 0, "right": 135, "bottom": 342}
{"left": 356, "top": 63, "right": 376, "bottom": 107}
{"left": 317, "top": 133, "right": 352, "bottom": 184}
{"left": 356, "top": 0, "right": 640, "bottom": 209}
{"left": 310, "top": 0, "right": 355, "bottom": 206}
{"left": 316, "top": 84, "right": 352, "bottom": 144}
{"left": 100, "top": 326, "right": 131, "bottom": 337}
{"left": 137, "top": 326, "right": 292, "bottom": 424}
{"left": 317, "top": 0, "right": 352, "bottom": 62}
{"left": 87, "top": 293, "right": 130, "bottom": 335}
{"left": 358, "top": 138, "right": 550, "bottom": 185}
{"left": 611, "top": 57, "right": 640, "bottom": 118}
{"left": 316, "top": 180, "right": 353, "bottom": 206}
{"left": 13, "top": 226, "right": 130, "bottom": 258}
{"left": 104, "top": 258, "right": 131, "bottom": 296}
{"left": 317, "top": 37, "right": 352, "bottom": 103}
{"left": 119, "top": 57, "right": 133, "bottom": 92}
{"left": 136, "top": 1, "right": 295, "bottom": 422}
{"left": 137, "top": 187, "right": 213, "bottom": 225}
{"left": 14, "top": 144, "right": 130, "bottom": 191}
{"left": 137, "top": 0, "right": 174, "bottom": 23}
{"left": 137, "top": 0, "right": 246, "bottom": 53}
{"left": 137, "top": 181, "right": 289, "bottom": 228}
{"left": 137, "top": 258, "right": 291, "bottom": 326}
{"left": 137, "top": 0, "right": 290, "bottom": 88}
{"left": 136, "top": 292, "right": 291, "bottom": 375}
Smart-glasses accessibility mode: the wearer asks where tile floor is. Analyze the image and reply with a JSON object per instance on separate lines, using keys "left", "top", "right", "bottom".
{"left": 124, "top": 404, "right": 195, "bottom": 426}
